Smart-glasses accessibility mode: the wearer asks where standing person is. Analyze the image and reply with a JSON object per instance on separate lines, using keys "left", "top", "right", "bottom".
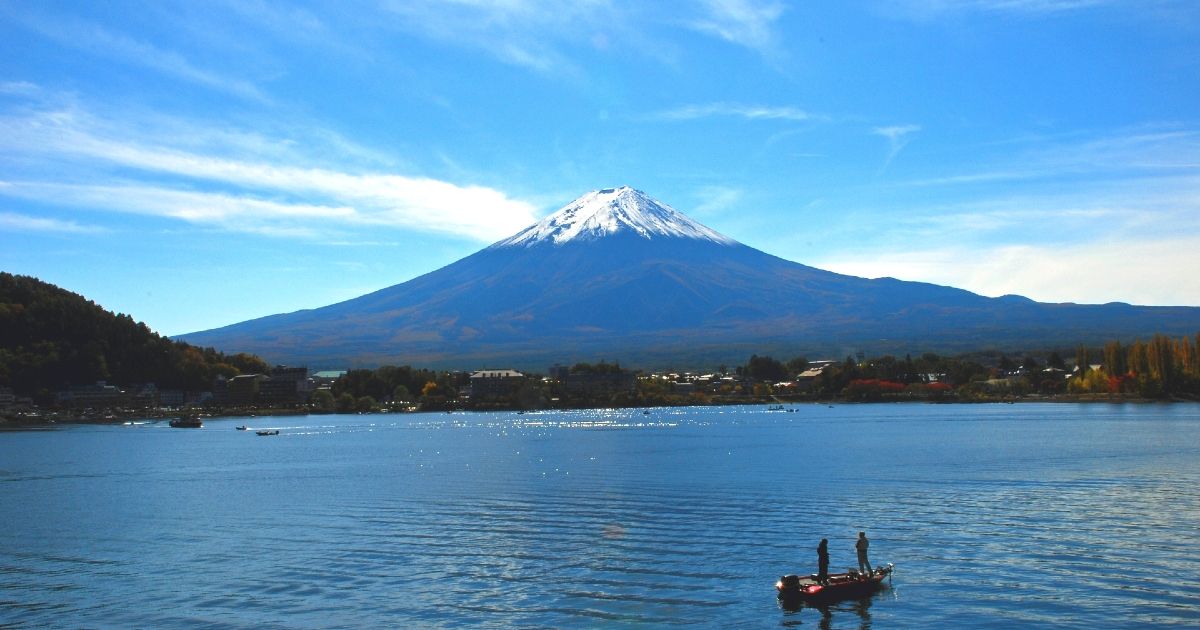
{"left": 817, "top": 538, "right": 829, "bottom": 584}
{"left": 856, "top": 531, "right": 871, "bottom": 577}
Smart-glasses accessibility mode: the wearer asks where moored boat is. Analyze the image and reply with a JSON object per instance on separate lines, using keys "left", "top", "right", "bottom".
{"left": 777, "top": 563, "right": 894, "bottom": 603}
{"left": 169, "top": 416, "right": 203, "bottom": 428}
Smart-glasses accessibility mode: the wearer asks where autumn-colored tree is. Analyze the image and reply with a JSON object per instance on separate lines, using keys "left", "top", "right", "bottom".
{"left": 1075, "top": 345, "right": 1090, "bottom": 376}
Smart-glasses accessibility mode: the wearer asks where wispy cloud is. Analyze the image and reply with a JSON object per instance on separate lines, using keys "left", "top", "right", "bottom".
{"left": 690, "top": 185, "right": 744, "bottom": 217}
{"left": 653, "top": 102, "right": 816, "bottom": 122}
{"left": 0, "top": 210, "right": 107, "bottom": 234}
{"left": 798, "top": 122, "right": 1200, "bottom": 306}
{"left": 0, "top": 81, "right": 41, "bottom": 96}
{"left": 8, "top": 11, "right": 266, "bottom": 102}
{"left": 378, "top": 0, "right": 619, "bottom": 74}
{"left": 901, "top": 127, "right": 1200, "bottom": 187}
{"left": 376, "top": 0, "right": 788, "bottom": 75}
{"left": 873, "top": 124, "right": 921, "bottom": 168}
{"left": 882, "top": 0, "right": 1113, "bottom": 20}
{"left": 0, "top": 102, "right": 539, "bottom": 242}
{"left": 688, "top": 0, "right": 786, "bottom": 56}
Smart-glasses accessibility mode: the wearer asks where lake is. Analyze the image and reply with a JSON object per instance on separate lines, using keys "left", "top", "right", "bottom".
{"left": 2, "top": 403, "right": 1199, "bottom": 628}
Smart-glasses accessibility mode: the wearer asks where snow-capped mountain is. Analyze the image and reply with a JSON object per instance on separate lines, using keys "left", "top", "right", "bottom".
{"left": 178, "top": 187, "right": 1200, "bottom": 369}
{"left": 494, "top": 186, "right": 735, "bottom": 247}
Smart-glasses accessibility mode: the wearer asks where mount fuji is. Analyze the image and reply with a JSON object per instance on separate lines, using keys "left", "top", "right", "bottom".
{"left": 179, "top": 186, "right": 1200, "bottom": 368}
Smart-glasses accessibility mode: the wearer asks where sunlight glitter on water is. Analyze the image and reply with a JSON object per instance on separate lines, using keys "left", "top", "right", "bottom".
{"left": 2, "top": 403, "right": 1199, "bottom": 627}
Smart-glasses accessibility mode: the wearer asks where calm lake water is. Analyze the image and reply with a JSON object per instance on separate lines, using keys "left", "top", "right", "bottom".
{"left": 2, "top": 403, "right": 1199, "bottom": 628}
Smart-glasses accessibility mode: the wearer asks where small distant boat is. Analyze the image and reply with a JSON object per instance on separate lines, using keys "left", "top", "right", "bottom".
{"left": 256, "top": 429, "right": 279, "bottom": 436}
{"left": 169, "top": 416, "right": 203, "bottom": 428}
{"left": 235, "top": 425, "right": 248, "bottom": 431}
{"left": 768, "top": 404, "right": 785, "bottom": 411}
{"left": 777, "top": 564, "right": 894, "bottom": 604}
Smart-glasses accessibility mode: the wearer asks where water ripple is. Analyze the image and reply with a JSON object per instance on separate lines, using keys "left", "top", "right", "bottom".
{"left": 2, "top": 404, "right": 1199, "bottom": 627}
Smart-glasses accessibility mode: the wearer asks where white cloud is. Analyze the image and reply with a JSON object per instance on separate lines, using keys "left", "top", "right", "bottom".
{"left": 689, "top": 0, "right": 786, "bottom": 55}
{"left": 0, "top": 81, "right": 41, "bottom": 96}
{"left": 690, "top": 185, "right": 743, "bottom": 217}
{"left": 873, "top": 124, "right": 921, "bottom": 168}
{"left": 0, "top": 210, "right": 107, "bottom": 234}
{"left": 654, "top": 102, "right": 815, "bottom": 122}
{"left": 816, "top": 236, "right": 1200, "bottom": 307}
{"left": 0, "top": 105, "right": 540, "bottom": 242}
{"left": 376, "top": 0, "right": 787, "bottom": 74}
{"left": 378, "top": 0, "right": 618, "bottom": 74}
{"left": 792, "top": 122, "right": 1200, "bottom": 308}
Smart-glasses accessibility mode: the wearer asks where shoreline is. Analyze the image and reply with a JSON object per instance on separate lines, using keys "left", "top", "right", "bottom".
{"left": 3, "top": 393, "right": 1194, "bottom": 429}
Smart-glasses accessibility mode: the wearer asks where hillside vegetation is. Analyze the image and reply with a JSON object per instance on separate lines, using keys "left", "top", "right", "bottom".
{"left": 0, "top": 273, "right": 267, "bottom": 402}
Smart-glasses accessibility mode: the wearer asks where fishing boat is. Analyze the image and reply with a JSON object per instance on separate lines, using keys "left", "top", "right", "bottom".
{"left": 776, "top": 564, "right": 894, "bottom": 603}
{"left": 169, "top": 416, "right": 203, "bottom": 428}
{"left": 255, "top": 429, "right": 279, "bottom": 436}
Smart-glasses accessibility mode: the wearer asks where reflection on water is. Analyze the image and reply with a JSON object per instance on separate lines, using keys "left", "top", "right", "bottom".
{"left": 778, "top": 580, "right": 884, "bottom": 629}
{"left": 1, "top": 403, "right": 1199, "bottom": 627}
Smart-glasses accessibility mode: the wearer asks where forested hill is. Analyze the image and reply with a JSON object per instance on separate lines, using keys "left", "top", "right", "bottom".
{"left": 0, "top": 272, "right": 267, "bottom": 400}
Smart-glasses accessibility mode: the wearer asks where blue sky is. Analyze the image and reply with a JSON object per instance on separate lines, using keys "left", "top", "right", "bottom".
{"left": 2, "top": 0, "right": 1198, "bottom": 336}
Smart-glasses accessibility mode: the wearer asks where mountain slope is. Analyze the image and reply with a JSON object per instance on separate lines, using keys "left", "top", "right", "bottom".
{"left": 178, "top": 187, "right": 1200, "bottom": 368}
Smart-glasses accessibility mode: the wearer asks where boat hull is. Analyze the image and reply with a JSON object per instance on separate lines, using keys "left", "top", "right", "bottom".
{"left": 777, "top": 564, "right": 893, "bottom": 604}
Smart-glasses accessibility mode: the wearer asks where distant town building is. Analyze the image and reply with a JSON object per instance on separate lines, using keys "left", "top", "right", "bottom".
{"left": 312, "top": 370, "right": 347, "bottom": 386}
{"left": 227, "top": 374, "right": 267, "bottom": 406}
{"left": 58, "top": 381, "right": 124, "bottom": 408}
{"left": 132, "top": 383, "right": 159, "bottom": 407}
{"left": 551, "top": 364, "right": 637, "bottom": 397}
{"left": 794, "top": 364, "right": 830, "bottom": 391}
{"left": 470, "top": 369, "right": 526, "bottom": 398}
{"left": 259, "top": 365, "right": 312, "bottom": 406}
{"left": 159, "top": 389, "right": 186, "bottom": 407}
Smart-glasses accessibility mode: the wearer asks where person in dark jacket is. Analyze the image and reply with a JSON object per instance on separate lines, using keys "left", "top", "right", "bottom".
{"left": 817, "top": 538, "right": 830, "bottom": 584}
{"left": 856, "top": 531, "right": 871, "bottom": 577}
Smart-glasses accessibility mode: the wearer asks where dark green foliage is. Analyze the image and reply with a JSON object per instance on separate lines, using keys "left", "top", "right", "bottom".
{"left": 0, "top": 273, "right": 265, "bottom": 400}
{"left": 745, "top": 354, "right": 787, "bottom": 382}
{"left": 1047, "top": 352, "right": 1066, "bottom": 370}
{"left": 785, "top": 356, "right": 809, "bottom": 376}
{"left": 331, "top": 365, "right": 443, "bottom": 403}
{"left": 570, "top": 361, "right": 624, "bottom": 375}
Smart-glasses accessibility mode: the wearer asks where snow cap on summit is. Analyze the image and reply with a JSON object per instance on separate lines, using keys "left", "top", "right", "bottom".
{"left": 493, "top": 186, "right": 736, "bottom": 248}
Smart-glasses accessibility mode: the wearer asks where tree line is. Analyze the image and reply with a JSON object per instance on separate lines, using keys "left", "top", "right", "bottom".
{"left": 1071, "top": 334, "right": 1200, "bottom": 398}
{"left": 0, "top": 273, "right": 268, "bottom": 403}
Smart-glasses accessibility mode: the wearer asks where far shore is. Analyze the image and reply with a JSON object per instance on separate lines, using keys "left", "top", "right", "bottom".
{"left": 3, "top": 393, "right": 1195, "bottom": 429}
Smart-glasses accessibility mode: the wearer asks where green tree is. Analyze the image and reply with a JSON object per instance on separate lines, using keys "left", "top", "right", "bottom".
{"left": 786, "top": 356, "right": 809, "bottom": 376}
{"left": 311, "top": 389, "right": 335, "bottom": 412}
{"left": 1104, "top": 341, "right": 1126, "bottom": 377}
{"left": 1047, "top": 352, "right": 1065, "bottom": 370}
{"left": 745, "top": 354, "right": 787, "bottom": 382}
